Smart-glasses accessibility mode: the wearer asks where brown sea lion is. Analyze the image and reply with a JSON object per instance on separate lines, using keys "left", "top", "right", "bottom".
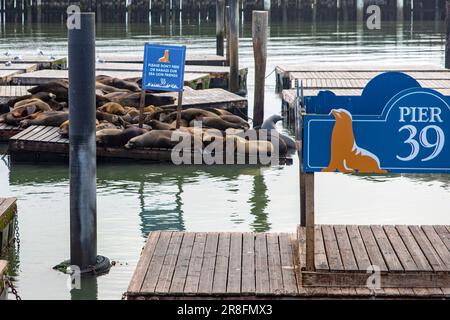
{"left": 118, "top": 92, "right": 175, "bottom": 108}
{"left": 192, "top": 116, "right": 246, "bottom": 131}
{"left": 12, "top": 98, "right": 52, "bottom": 117}
{"left": 169, "top": 119, "right": 189, "bottom": 128}
{"left": 98, "top": 102, "right": 126, "bottom": 115}
{"left": 28, "top": 80, "right": 69, "bottom": 101}
{"left": 163, "top": 108, "right": 219, "bottom": 123}
{"left": 96, "top": 127, "right": 147, "bottom": 147}
{"left": 219, "top": 115, "right": 250, "bottom": 129}
{"left": 144, "top": 105, "right": 162, "bottom": 113}
{"left": 96, "top": 111, "right": 120, "bottom": 125}
{"left": 20, "top": 111, "right": 69, "bottom": 128}
{"left": 103, "top": 91, "right": 130, "bottom": 102}
{"left": 147, "top": 119, "right": 173, "bottom": 130}
{"left": 96, "top": 121, "right": 119, "bottom": 131}
{"left": 205, "top": 108, "right": 233, "bottom": 116}
{"left": 125, "top": 130, "right": 190, "bottom": 149}
{"left": 59, "top": 119, "right": 100, "bottom": 138}
{"left": 96, "top": 75, "right": 140, "bottom": 92}
{"left": 96, "top": 82, "right": 130, "bottom": 94}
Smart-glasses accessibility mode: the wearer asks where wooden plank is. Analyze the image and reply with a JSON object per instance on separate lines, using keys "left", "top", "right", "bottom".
{"left": 141, "top": 232, "right": 173, "bottom": 293}
{"left": 197, "top": 233, "right": 219, "bottom": 294}
{"left": 314, "top": 225, "right": 329, "bottom": 271}
{"left": 212, "top": 233, "right": 231, "bottom": 294}
{"left": 321, "top": 225, "right": 344, "bottom": 271}
{"left": 409, "top": 225, "right": 447, "bottom": 272}
{"left": 155, "top": 232, "right": 184, "bottom": 293}
{"left": 434, "top": 225, "right": 450, "bottom": 251}
{"left": 169, "top": 233, "right": 195, "bottom": 294}
{"left": 266, "top": 233, "right": 284, "bottom": 294}
{"left": 347, "top": 225, "right": 371, "bottom": 271}
{"left": 383, "top": 225, "right": 418, "bottom": 271}
{"left": 226, "top": 233, "right": 242, "bottom": 294}
{"left": 127, "top": 231, "right": 161, "bottom": 293}
{"left": 334, "top": 225, "right": 359, "bottom": 271}
{"left": 28, "top": 126, "right": 55, "bottom": 141}
{"left": 184, "top": 233, "right": 207, "bottom": 294}
{"left": 278, "top": 233, "right": 298, "bottom": 295}
{"left": 396, "top": 225, "right": 432, "bottom": 271}
{"left": 421, "top": 225, "right": 450, "bottom": 270}
{"left": 371, "top": 225, "right": 403, "bottom": 272}
{"left": 9, "top": 125, "right": 35, "bottom": 140}
{"left": 255, "top": 233, "right": 270, "bottom": 294}
{"left": 241, "top": 232, "right": 256, "bottom": 294}
{"left": 358, "top": 226, "right": 388, "bottom": 272}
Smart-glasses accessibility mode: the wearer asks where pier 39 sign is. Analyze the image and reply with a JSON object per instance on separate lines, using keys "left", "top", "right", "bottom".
{"left": 303, "top": 73, "right": 450, "bottom": 174}
{"left": 142, "top": 44, "right": 186, "bottom": 92}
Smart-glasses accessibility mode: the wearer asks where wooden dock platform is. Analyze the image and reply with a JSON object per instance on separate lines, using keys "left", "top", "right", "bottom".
{"left": 126, "top": 226, "right": 450, "bottom": 300}
{"left": 10, "top": 69, "right": 212, "bottom": 90}
{"left": 0, "top": 123, "right": 21, "bottom": 142}
{"left": 0, "top": 197, "right": 17, "bottom": 254}
{"left": 97, "top": 54, "right": 227, "bottom": 66}
{"left": 0, "top": 85, "right": 33, "bottom": 101}
{"left": 275, "top": 63, "right": 448, "bottom": 92}
{"left": 0, "top": 260, "right": 7, "bottom": 300}
{"left": 0, "top": 56, "right": 66, "bottom": 69}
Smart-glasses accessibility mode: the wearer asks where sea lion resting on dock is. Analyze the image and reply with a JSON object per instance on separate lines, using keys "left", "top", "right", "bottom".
{"left": 125, "top": 129, "right": 192, "bottom": 150}
{"left": 191, "top": 116, "right": 247, "bottom": 131}
{"left": 28, "top": 80, "right": 69, "bottom": 102}
{"left": 59, "top": 119, "right": 101, "bottom": 138}
{"left": 96, "top": 127, "right": 148, "bottom": 148}
{"left": 12, "top": 98, "right": 52, "bottom": 117}
{"left": 260, "top": 115, "right": 296, "bottom": 150}
{"left": 20, "top": 111, "right": 69, "bottom": 128}
{"left": 118, "top": 92, "right": 175, "bottom": 108}
{"left": 96, "top": 75, "right": 141, "bottom": 92}
{"left": 97, "top": 102, "right": 126, "bottom": 115}
{"left": 202, "top": 132, "right": 274, "bottom": 156}
{"left": 162, "top": 108, "right": 219, "bottom": 123}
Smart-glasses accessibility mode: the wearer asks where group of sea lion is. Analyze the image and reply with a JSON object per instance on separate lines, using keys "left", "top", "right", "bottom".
{"left": 0, "top": 75, "right": 295, "bottom": 157}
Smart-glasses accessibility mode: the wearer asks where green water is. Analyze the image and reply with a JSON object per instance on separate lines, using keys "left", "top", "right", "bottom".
{"left": 0, "top": 19, "right": 449, "bottom": 300}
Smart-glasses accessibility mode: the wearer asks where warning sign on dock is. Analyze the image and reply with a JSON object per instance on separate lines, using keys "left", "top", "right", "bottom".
{"left": 142, "top": 44, "right": 186, "bottom": 92}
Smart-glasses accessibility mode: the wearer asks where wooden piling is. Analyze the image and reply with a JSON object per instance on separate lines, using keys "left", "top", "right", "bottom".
{"left": 356, "top": 0, "right": 364, "bottom": 21}
{"left": 305, "top": 172, "right": 315, "bottom": 271}
{"left": 252, "top": 11, "right": 268, "bottom": 127}
{"left": 225, "top": 5, "right": 230, "bottom": 66}
{"left": 216, "top": 0, "right": 225, "bottom": 57}
{"left": 228, "top": 0, "right": 239, "bottom": 93}
{"left": 446, "top": 0, "right": 450, "bottom": 69}
{"left": 397, "top": 0, "right": 404, "bottom": 21}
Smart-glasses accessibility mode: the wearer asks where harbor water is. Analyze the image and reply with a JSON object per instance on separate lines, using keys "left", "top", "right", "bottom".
{"left": 0, "top": 19, "right": 449, "bottom": 299}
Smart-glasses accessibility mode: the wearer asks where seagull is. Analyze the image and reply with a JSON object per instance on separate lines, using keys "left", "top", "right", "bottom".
{"left": 96, "top": 56, "right": 106, "bottom": 64}
{"left": 49, "top": 55, "right": 56, "bottom": 60}
{"left": 4, "top": 61, "right": 11, "bottom": 66}
{"left": 37, "top": 49, "right": 44, "bottom": 56}
{"left": 4, "top": 51, "right": 10, "bottom": 56}
{"left": 13, "top": 55, "right": 22, "bottom": 61}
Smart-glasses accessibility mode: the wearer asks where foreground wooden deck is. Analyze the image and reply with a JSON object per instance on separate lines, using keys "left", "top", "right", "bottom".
{"left": 126, "top": 226, "right": 450, "bottom": 300}
{"left": 0, "top": 123, "right": 21, "bottom": 142}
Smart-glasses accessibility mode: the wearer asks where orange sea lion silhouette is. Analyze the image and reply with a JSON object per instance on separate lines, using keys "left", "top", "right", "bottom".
{"left": 158, "top": 50, "right": 170, "bottom": 63}
{"left": 322, "top": 109, "right": 387, "bottom": 174}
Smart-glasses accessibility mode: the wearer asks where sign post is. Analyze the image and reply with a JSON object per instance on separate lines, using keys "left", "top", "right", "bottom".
{"left": 140, "top": 44, "right": 186, "bottom": 128}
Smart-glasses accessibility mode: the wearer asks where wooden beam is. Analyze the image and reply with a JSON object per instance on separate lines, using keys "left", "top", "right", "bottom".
{"left": 305, "top": 172, "right": 315, "bottom": 271}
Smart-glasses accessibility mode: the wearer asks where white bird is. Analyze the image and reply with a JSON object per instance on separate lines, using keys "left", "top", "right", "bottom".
{"left": 96, "top": 56, "right": 106, "bottom": 64}
{"left": 13, "top": 55, "right": 22, "bottom": 61}
{"left": 49, "top": 55, "right": 56, "bottom": 60}
{"left": 4, "top": 61, "right": 11, "bottom": 66}
{"left": 4, "top": 51, "right": 10, "bottom": 56}
{"left": 37, "top": 49, "right": 44, "bottom": 56}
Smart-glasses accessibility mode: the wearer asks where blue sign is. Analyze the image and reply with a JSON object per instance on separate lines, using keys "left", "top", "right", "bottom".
{"left": 303, "top": 78, "right": 450, "bottom": 174}
{"left": 142, "top": 44, "right": 186, "bottom": 92}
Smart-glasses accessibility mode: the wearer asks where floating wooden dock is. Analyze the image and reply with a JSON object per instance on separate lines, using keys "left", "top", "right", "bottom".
{"left": 10, "top": 69, "right": 212, "bottom": 90}
{"left": 0, "top": 260, "right": 7, "bottom": 300}
{"left": 0, "top": 124, "right": 21, "bottom": 142}
{"left": 126, "top": 226, "right": 450, "bottom": 300}
{"left": 0, "top": 56, "right": 66, "bottom": 69}
{"left": 0, "top": 197, "right": 17, "bottom": 254}
{"left": 0, "top": 85, "right": 33, "bottom": 101}
{"left": 275, "top": 63, "right": 449, "bottom": 92}
{"left": 97, "top": 54, "right": 227, "bottom": 66}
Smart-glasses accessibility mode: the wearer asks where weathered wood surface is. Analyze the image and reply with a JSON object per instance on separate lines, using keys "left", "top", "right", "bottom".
{"left": 0, "top": 70, "right": 23, "bottom": 85}
{"left": 127, "top": 229, "right": 450, "bottom": 300}
{"left": 0, "top": 85, "right": 33, "bottom": 99}
{"left": 298, "top": 225, "right": 450, "bottom": 288}
{"left": 0, "top": 123, "right": 22, "bottom": 142}
{"left": 11, "top": 69, "right": 211, "bottom": 89}
{"left": 0, "top": 56, "right": 66, "bottom": 68}
{"left": 97, "top": 54, "right": 227, "bottom": 66}
{"left": 0, "top": 197, "right": 17, "bottom": 222}
{"left": 0, "top": 63, "right": 38, "bottom": 73}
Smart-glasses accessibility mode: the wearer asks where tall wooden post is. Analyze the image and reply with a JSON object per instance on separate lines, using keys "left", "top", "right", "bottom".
{"left": 305, "top": 172, "right": 315, "bottom": 271}
{"left": 397, "top": 0, "right": 404, "bottom": 21}
{"left": 225, "top": 5, "right": 230, "bottom": 66}
{"left": 446, "top": 1, "right": 450, "bottom": 69}
{"left": 436, "top": 0, "right": 441, "bottom": 21}
{"left": 356, "top": 0, "right": 364, "bottom": 21}
{"left": 252, "top": 11, "right": 268, "bottom": 128}
{"left": 228, "top": 0, "right": 239, "bottom": 93}
{"left": 216, "top": 0, "right": 225, "bottom": 56}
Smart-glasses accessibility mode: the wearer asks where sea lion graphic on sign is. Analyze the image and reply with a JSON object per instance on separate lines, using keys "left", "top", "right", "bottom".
{"left": 158, "top": 50, "right": 170, "bottom": 63}
{"left": 322, "top": 109, "right": 387, "bottom": 173}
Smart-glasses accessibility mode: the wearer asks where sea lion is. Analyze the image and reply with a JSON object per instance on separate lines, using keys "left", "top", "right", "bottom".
{"left": 96, "top": 82, "right": 130, "bottom": 94}
{"left": 125, "top": 129, "right": 190, "bottom": 149}
{"left": 192, "top": 116, "right": 246, "bottom": 131}
{"left": 322, "top": 109, "right": 387, "bottom": 174}
{"left": 6, "top": 92, "right": 56, "bottom": 109}
{"left": 231, "top": 135, "right": 274, "bottom": 156}
{"left": 28, "top": 80, "right": 69, "bottom": 101}
{"left": 20, "top": 111, "right": 69, "bottom": 128}
{"left": 147, "top": 119, "right": 173, "bottom": 130}
{"left": 204, "top": 108, "right": 233, "bottom": 116}
{"left": 118, "top": 92, "right": 175, "bottom": 108}
{"left": 235, "top": 128, "right": 289, "bottom": 156}
{"left": 12, "top": 98, "right": 52, "bottom": 117}
{"left": 59, "top": 119, "right": 100, "bottom": 138}
{"left": 0, "top": 102, "right": 9, "bottom": 115}
{"left": 103, "top": 91, "right": 130, "bottom": 102}
{"left": 96, "top": 121, "right": 119, "bottom": 131}
{"left": 96, "top": 75, "right": 141, "bottom": 92}
{"left": 96, "top": 127, "right": 147, "bottom": 147}
{"left": 219, "top": 115, "right": 249, "bottom": 129}
{"left": 163, "top": 108, "right": 219, "bottom": 123}
{"left": 98, "top": 102, "right": 126, "bottom": 115}
{"left": 169, "top": 119, "right": 189, "bottom": 128}
{"left": 96, "top": 111, "right": 120, "bottom": 125}
{"left": 259, "top": 114, "right": 296, "bottom": 150}
{"left": 144, "top": 105, "right": 162, "bottom": 113}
